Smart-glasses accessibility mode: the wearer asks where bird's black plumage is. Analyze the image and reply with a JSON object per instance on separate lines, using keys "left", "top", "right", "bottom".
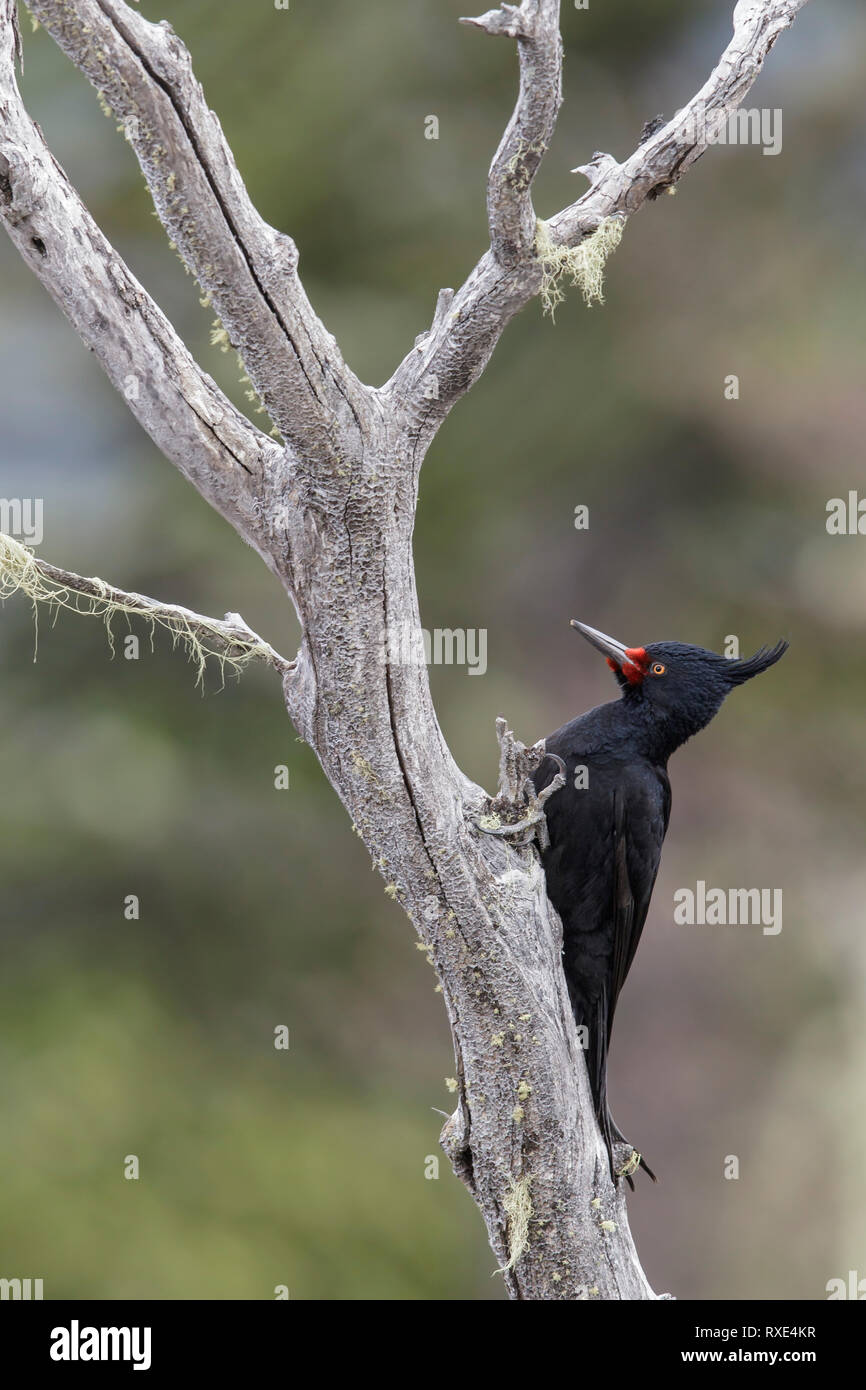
{"left": 532, "top": 622, "right": 788, "bottom": 1185}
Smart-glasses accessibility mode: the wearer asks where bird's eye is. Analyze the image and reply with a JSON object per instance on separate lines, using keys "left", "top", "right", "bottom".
{"left": 651, "top": 662, "right": 666, "bottom": 676}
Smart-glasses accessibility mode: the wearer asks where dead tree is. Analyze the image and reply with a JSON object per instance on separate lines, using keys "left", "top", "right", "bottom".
{"left": 0, "top": 0, "right": 810, "bottom": 1299}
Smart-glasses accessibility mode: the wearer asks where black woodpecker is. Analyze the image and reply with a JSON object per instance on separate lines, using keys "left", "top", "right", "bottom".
{"left": 532, "top": 619, "right": 788, "bottom": 1185}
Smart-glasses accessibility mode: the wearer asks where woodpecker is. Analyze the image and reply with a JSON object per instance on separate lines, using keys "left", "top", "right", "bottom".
{"left": 532, "top": 620, "right": 788, "bottom": 1186}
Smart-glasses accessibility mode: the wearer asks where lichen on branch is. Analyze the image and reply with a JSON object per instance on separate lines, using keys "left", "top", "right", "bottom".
{"left": 0, "top": 533, "right": 291, "bottom": 687}
{"left": 535, "top": 215, "right": 626, "bottom": 318}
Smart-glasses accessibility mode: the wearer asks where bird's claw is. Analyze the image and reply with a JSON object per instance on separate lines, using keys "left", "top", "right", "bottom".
{"left": 610, "top": 1134, "right": 657, "bottom": 1187}
{"left": 614, "top": 1148, "right": 642, "bottom": 1180}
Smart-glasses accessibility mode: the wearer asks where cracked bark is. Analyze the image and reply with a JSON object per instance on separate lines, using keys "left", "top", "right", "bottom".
{"left": 0, "top": 0, "right": 811, "bottom": 1299}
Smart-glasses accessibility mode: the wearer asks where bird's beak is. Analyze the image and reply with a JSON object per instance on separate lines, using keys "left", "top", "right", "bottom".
{"left": 570, "top": 619, "right": 633, "bottom": 669}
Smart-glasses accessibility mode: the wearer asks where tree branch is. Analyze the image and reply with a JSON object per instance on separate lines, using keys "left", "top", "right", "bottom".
{"left": 0, "top": 1, "right": 281, "bottom": 556}
{"left": 461, "top": 1, "right": 562, "bottom": 266}
{"left": 551, "top": 0, "right": 811, "bottom": 239}
{"left": 386, "top": 0, "right": 810, "bottom": 451}
{"left": 25, "top": 0, "right": 370, "bottom": 463}
{"left": 0, "top": 533, "right": 293, "bottom": 682}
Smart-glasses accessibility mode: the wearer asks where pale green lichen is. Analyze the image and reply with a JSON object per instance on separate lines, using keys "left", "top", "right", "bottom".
{"left": 499, "top": 1175, "right": 532, "bottom": 1273}
{"left": 535, "top": 215, "right": 626, "bottom": 318}
{"left": 504, "top": 137, "right": 545, "bottom": 190}
{"left": 351, "top": 751, "right": 386, "bottom": 795}
{"left": 615, "top": 1148, "right": 642, "bottom": 1179}
{"left": 0, "top": 534, "right": 276, "bottom": 688}
{"left": 210, "top": 321, "right": 231, "bottom": 353}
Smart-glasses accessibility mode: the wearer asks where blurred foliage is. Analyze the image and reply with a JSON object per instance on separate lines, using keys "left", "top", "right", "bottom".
{"left": 1, "top": 0, "right": 865, "bottom": 1299}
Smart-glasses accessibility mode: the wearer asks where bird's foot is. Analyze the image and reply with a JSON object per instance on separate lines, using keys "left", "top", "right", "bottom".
{"left": 611, "top": 1136, "right": 657, "bottom": 1188}
{"left": 613, "top": 1146, "right": 645, "bottom": 1190}
{"left": 614, "top": 1147, "right": 643, "bottom": 1181}
{"left": 472, "top": 717, "right": 565, "bottom": 849}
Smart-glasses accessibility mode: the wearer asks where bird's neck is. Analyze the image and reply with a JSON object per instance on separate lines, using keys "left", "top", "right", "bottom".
{"left": 620, "top": 690, "right": 717, "bottom": 763}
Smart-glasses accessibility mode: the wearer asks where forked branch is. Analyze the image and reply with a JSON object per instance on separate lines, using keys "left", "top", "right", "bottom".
{"left": 388, "top": 0, "right": 811, "bottom": 445}
{"left": 0, "top": 0, "right": 815, "bottom": 1302}
{"left": 24, "top": 0, "right": 370, "bottom": 461}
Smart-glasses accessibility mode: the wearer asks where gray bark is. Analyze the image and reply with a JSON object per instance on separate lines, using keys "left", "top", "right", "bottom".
{"left": 0, "top": 0, "right": 810, "bottom": 1299}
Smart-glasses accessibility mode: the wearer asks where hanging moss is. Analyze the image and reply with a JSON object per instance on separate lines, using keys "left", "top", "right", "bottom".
{"left": 535, "top": 215, "right": 626, "bottom": 318}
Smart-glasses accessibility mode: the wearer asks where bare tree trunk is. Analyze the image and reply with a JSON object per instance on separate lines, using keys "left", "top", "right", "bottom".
{"left": 0, "top": 0, "right": 810, "bottom": 1299}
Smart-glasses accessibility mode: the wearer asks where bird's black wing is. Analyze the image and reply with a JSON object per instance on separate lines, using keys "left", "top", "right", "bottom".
{"left": 599, "top": 767, "right": 670, "bottom": 1180}
{"left": 607, "top": 767, "right": 671, "bottom": 1030}
{"left": 535, "top": 748, "right": 670, "bottom": 1149}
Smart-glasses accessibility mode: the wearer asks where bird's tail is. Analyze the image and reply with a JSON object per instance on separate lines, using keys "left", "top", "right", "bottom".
{"left": 584, "top": 999, "right": 656, "bottom": 1187}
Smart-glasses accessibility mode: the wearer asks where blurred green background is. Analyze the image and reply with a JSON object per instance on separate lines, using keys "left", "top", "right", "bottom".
{"left": 1, "top": 0, "right": 864, "bottom": 1300}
